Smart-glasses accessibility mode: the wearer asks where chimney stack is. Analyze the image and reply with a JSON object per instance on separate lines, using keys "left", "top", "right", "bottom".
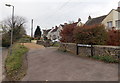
{"left": 88, "top": 15, "right": 92, "bottom": 20}
{"left": 117, "top": 7, "right": 120, "bottom": 12}
{"left": 78, "top": 18, "right": 81, "bottom": 22}
{"left": 64, "top": 23, "right": 67, "bottom": 25}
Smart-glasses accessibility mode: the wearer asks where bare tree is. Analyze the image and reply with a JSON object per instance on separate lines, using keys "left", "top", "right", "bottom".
{"left": 1, "top": 16, "right": 26, "bottom": 32}
{"left": 1, "top": 16, "right": 27, "bottom": 47}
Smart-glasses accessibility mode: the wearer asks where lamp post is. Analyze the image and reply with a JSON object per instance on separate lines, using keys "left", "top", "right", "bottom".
{"left": 5, "top": 4, "right": 14, "bottom": 56}
{"left": 31, "top": 19, "right": 33, "bottom": 38}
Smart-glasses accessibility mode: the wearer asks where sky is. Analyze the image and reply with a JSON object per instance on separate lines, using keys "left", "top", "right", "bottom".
{"left": 0, "top": 0, "right": 120, "bottom": 35}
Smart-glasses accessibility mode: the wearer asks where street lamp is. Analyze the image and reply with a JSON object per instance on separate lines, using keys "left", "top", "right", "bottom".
{"left": 5, "top": 4, "right": 14, "bottom": 56}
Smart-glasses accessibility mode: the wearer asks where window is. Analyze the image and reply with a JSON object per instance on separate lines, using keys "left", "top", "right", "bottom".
{"left": 53, "top": 35, "right": 56, "bottom": 40}
{"left": 115, "top": 20, "right": 120, "bottom": 28}
{"left": 107, "top": 21, "right": 113, "bottom": 28}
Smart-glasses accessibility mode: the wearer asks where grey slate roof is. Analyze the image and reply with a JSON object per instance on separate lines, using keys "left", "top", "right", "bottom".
{"left": 85, "top": 15, "right": 107, "bottom": 26}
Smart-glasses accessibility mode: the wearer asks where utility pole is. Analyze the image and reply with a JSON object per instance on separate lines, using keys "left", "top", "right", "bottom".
{"left": 31, "top": 19, "right": 33, "bottom": 38}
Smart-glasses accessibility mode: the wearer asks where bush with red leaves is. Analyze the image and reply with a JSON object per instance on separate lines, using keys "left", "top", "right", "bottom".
{"left": 60, "top": 23, "right": 120, "bottom": 46}
{"left": 60, "top": 23, "right": 76, "bottom": 43}
{"left": 73, "top": 24, "right": 108, "bottom": 45}
{"left": 107, "top": 29, "right": 120, "bottom": 46}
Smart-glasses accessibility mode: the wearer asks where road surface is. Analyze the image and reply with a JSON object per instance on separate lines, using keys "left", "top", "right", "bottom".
{"left": 22, "top": 43, "right": 118, "bottom": 81}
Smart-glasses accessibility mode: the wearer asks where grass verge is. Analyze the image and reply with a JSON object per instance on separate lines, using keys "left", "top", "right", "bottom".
{"left": 52, "top": 43, "right": 60, "bottom": 47}
{"left": 91, "top": 55, "right": 119, "bottom": 63}
{"left": 5, "top": 43, "right": 29, "bottom": 81}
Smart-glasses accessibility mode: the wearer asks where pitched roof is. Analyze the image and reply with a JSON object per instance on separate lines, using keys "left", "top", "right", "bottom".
{"left": 116, "top": 7, "right": 120, "bottom": 12}
{"left": 51, "top": 26, "right": 58, "bottom": 32}
{"left": 43, "top": 29, "right": 51, "bottom": 34}
{"left": 69, "top": 22, "right": 78, "bottom": 26}
{"left": 60, "top": 24, "right": 64, "bottom": 27}
{"left": 46, "top": 29, "right": 51, "bottom": 33}
{"left": 85, "top": 15, "right": 107, "bottom": 26}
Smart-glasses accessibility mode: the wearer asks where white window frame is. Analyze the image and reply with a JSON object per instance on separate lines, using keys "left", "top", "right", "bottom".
{"left": 115, "top": 20, "right": 120, "bottom": 29}
{"left": 107, "top": 21, "right": 113, "bottom": 28}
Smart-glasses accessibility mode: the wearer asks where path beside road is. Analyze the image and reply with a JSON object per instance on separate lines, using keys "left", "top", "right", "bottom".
{"left": 22, "top": 43, "right": 118, "bottom": 81}
{"left": 0, "top": 47, "right": 8, "bottom": 82}
{"left": 0, "top": 47, "right": 2, "bottom": 82}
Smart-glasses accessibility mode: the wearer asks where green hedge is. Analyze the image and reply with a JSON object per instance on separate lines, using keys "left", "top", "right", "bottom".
{"left": 18, "top": 38, "right": 31, "bottom": 43}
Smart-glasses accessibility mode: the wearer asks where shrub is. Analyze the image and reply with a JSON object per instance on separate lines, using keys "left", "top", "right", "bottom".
{"left": 73, "top": 24, "right": 108, "bottom": 45}
{"left": 2, "top": 33, "right": 11, "bottom": 47}
{"left": 18, "top": 37, "right": 31, "bottom": 43}
{"left": 60, "top": 23, "right": 76, "bottom": 43}
{"left": 107, "top": 29, "right": 120, "bottom": 46}
{"left": 52, "top": 42, "right": 60, "bottom": 47}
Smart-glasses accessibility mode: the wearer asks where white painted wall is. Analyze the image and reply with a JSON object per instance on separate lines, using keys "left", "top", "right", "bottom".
{"left": 77, "top": 21, "right": 84, "bottom": 27}
{"left": 47, "top": 28, "right": 54, "bottom": 40}
{"left": 47, "top": 21, "right": 83, "bottom": 41}
{"left": 47, "top": 25, "right": 64, "bottom": 40}
{"left": 102, "top": 9, "right": 120, "bottom": 30}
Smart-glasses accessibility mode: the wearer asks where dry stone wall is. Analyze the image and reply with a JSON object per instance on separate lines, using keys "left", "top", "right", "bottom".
{"left": 59, "top": 43, "right": 120, "bottom": 60}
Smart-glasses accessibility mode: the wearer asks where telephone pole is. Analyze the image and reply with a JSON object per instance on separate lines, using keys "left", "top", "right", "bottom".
{"left": 31, "top": 19, "right": 33, "bottom": 38}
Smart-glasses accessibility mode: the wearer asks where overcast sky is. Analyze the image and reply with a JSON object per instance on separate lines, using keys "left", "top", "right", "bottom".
{"left": 0, "top": 0, "right": 120, "bottom": 35}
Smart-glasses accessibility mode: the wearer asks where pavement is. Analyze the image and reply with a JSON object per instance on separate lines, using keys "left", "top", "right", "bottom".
{"left": 0, "top": 47, "right": 2, "bottom": 82}
{"left": 22, "top": 43, "right": 118, "bottom": 81}
{"left": 0, "top": 47, "right": 8, "bottom": 82}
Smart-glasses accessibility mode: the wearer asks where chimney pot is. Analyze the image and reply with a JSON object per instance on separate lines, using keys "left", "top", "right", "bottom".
{"left": 88, "top": 15, "right": 92, "bottom": 20}
{"left": 78, "top": 18, "right": 81, "bottom": 22}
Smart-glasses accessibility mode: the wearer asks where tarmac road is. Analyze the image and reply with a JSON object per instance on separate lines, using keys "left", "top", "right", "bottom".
{"left": 22, "top": 43, "right": 118, "bottom": 81}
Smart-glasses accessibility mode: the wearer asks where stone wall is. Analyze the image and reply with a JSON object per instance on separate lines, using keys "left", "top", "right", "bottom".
{"left": 59, "top": 43, "right": 120, "bottom": 59}
{"left": 65, "top": 43, "right": 76, "bottom": 54}
{"left": 37, "top": 40, "right": 50, "bottom": 47}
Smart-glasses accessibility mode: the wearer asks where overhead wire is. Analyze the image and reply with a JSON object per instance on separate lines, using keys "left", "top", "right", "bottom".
{"left": 45, "top": 0, "right": 72, "bottom": 22}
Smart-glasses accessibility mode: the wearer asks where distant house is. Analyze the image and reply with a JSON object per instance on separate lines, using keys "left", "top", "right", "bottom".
{"left": 47, "top": 25, "right": 63, "bottom": 40}
{"left": 76, "top": 18, "right": 84, "bottom": 27}
{"left": 47, "top": 27, "right": 56, "bottom": 40}
{"left": 85, "top": 7, "right": 120, "bottom": 30}
{"left": 47, "top": 18, "right": 83, "bottom": 41}
{"left": 49, "top": 26, "right": 59, "bottom": 40}
{"left": 42, "top": 29, "right": 51, "bottom": 38}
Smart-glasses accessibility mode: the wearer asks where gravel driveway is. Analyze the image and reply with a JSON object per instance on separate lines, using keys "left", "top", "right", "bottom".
{"left": 22, "top": 43, "right": 118, "bottom": 81}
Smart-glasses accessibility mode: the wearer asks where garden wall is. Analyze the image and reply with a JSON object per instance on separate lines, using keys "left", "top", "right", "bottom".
{"left": 59, "top": 43, "right": 120, "bottom": 60}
